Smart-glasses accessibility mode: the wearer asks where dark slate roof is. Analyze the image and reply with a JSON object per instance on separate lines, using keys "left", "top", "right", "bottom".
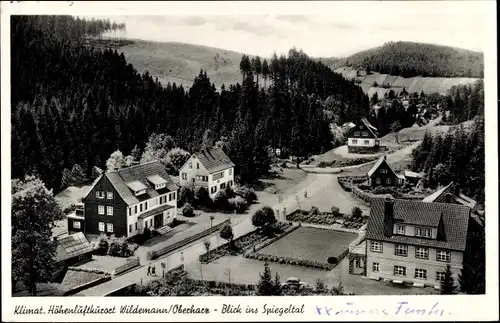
{"left": 138, "top": 204, "right": 174, "bottom": 219}
{"left": 192, "top": 147, "right": 235, "bottom": 174}
{"left": 54, "top": 232, "right": 93, "bottom": 263}
{"left": 361, "top": 117, "right": 378, "bottom": 137}
{"left": 366, "top": 197, "right": 471, "bottom": 251}
{"left": 106, "top": 160, "right": 178, "bottom": 206}
{"left": 367, "top": 155, "right": 397, "bottom": 178}
{"left": 422, "top": 182, "right": 477, "bottom": 209}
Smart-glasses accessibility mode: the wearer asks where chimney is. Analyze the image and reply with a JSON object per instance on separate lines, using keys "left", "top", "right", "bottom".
{"left": 383, "top": 197, "right": 395, "bottom": 237}
{"left": 384, "top": 154, "right": 387, "bottom": 161}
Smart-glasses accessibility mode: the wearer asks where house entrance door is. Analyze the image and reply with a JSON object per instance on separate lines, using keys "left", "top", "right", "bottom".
{"left": 154, "top": 214, "right": 163, "bottom": 228}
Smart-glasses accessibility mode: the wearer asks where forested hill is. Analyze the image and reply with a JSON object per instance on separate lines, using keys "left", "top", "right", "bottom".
{"left": 11, "top": 16, "right": 368, "bottom": 191}
{"left": 328, "top": 41, "right": 484, "bottom": 78}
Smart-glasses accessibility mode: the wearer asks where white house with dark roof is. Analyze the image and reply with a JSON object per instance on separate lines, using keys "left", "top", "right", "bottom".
{"left": 346, "top": 117, "right": 380, "bottom": 153}
{"left": 364, "top": 197, "right": 471, "bottom": 287}
{"left": 82, "top": 160, "right": 178, "bottom": 238}
{"left": 178, "top": 147, "right": 235, "bottom": 198}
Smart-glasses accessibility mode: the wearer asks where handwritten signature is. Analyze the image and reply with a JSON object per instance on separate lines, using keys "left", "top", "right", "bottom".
{"left": 316, "top": 302, "right": 447, "bottom": 316}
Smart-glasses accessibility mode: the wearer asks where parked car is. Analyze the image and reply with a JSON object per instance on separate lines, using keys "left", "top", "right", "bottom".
{"left": 281, "top": 277, "right": 308, "bottom": 290}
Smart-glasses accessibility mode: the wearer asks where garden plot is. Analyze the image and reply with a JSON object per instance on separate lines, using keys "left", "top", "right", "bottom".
{"left": 258, "top": 227, "right": 357, "bottom": 264}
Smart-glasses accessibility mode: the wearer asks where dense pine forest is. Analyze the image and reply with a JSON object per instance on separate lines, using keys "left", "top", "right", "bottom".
{"left": 330, "top": 41, "right": 484, "bottom": 78}
{"left": 11, "top": 16, "right": 369, "bottom": 191}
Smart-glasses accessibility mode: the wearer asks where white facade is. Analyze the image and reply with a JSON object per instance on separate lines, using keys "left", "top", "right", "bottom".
{"left": 179, "top": 155, "right": 235, "bottom": 198}
{"left": 126, "top": 191, "right": 177, "bottom": 238}
{"left": 348, "top": 137, "right": 378, "bottom": 147}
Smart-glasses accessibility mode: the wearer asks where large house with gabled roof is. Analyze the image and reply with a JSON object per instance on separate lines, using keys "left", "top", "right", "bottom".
{"left": 364, "top": 197, "right": 471, "bottom": 287}
{"left": 366, "top": 155, "right": 405, "bottom": 187}
{"left": 82, "top": 160, "right": 178, "bottom": 238}
{"left": 178, "top": 147, "right": 235, "bottom": 198}
{"left": 346, "top": 117, "right": 380, "bottom": 153}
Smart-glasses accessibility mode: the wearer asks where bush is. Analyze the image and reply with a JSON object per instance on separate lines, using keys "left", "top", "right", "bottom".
{"left": 330, "top": 206, "right": 340, "bottom": 217}
{"left": 309, "top": 206, "right": 320, "bottom": 215}
{"left": 108, "top": 241, "right": 121, "bottom": 257}
{"left": 237, "top": 186, "right": 257, "bottom": 204}
{"left": 182, "top": 203, "right": 195, "bottom": 217}
{"left": 194, "top": 186, "right": 211, "bottom": 208}
{"left": 146, "top": 251, "right": 154, "bottom": 260}
{"left": 327, "top": 257, "right": 338, "bottom": 264}
{"left": 228, "top": 196, "right": 248, "bottom": 213}
{"left": 95, "top": 235, "right": 109, "bottom": 255}
{"left": 225, "top": 186, "right": 236, "bottom": 199}
{"left": 143, "top": 227, "right": 152, "bottom": 240}
{"left": 351, "top": 206, "right": 363, "bottom": 220}
{"left": 178, "top": 186, "right": 194, "bottom": 207}
{"left": 213, "top": 190, "right": 229, "bottom": 211}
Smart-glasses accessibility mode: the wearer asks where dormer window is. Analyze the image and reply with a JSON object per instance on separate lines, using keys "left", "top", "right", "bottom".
{"left": 396, "top": 225, "right": 405, "bottom": 235}
{"left": 126, "top": 180, "right": 148, "bottom": 196}
{"left": 147, "top": 175, "right": 167, "bottom": 191}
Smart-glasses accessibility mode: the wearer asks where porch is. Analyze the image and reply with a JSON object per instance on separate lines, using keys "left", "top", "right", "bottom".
{"left": 138, "top": 204, "right": 175, "bottom": 232}
{"left": 347, "top": 231, "right": 367, "bottom": 276}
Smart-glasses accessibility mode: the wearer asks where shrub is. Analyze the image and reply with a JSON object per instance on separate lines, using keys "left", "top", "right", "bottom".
{"left": 108, "top": 241, "right": 122, "bottom": 257}
{"left": 194, "top": 186, "right": 211, "bottom": 208}
{"left": 96, "top": 235, "right": 109, "bottom": 255}
{"left": 183, "top": 203, "right": 195, "bottom": 217}
{"left": 143, "top": 227, "right": 152, "bottom": 240}
{"left": 146, "top": 251, "right": 154, "bottom": 260}
{"left": 330, "top": 206, "right": 340, "bottom": 217}
{"left": 225, "top": 186, "right": 236, "bottom": 199}
{"left": 327, "top": 257, "right": 338, "bottom": 264}
{"left": 309, "top": 206, "right": 320, "bottom": 215}
{"left": 213, "top": 190, "right": 229, "bottom": 211}
{"left": 252, "top": 206, "right": 277, "bottom": 229}
{"left": 351, "top": 206, "right": 363, "bottom": 220}
{"left": 178, "top": 186, "right": 194, "bottom": 207}
{"left": 228, "top": 196, "right": 248, "bottom": 213}
{"left": 237, "top": 186, "right": 257, "bottom": 204}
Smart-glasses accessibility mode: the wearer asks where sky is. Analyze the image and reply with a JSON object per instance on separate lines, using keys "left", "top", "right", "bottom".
{"left": 90, "top": 2, "right": 488, "bottom": 58}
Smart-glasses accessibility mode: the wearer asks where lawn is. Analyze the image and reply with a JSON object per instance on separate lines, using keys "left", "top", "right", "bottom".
{"left": 258, "top": 227, "right": 357, "bottom": 263}
{"left": 77, "top": 255, "right": 131, "bottom": 273}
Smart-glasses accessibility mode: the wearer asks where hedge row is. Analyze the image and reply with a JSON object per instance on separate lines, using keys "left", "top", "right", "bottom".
{"left": 318, "top": 157, "right": 377, "bottom": 168}
{"left": 67, "top": 266, "right": 110, "bottom": 276}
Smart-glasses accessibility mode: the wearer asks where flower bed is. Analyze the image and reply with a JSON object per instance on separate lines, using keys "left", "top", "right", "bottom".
{"left": 318, "top": 157, "right": 377, "bottom": 168}
{"left": 199, "top": 223, "right": 293, "bottom": 264}
{"left": 67, "top": 266, "right": 111, "bottom": 276}
{"left": 244, "top": 253, "right": 335, "bottom": 270}
{"left": 286, "top": 210, "right": 343, "bottom": 226}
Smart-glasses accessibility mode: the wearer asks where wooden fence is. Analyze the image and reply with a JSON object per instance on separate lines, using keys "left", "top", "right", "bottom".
{"left": 113, "top": 257, "right": 140, "bottom": 277}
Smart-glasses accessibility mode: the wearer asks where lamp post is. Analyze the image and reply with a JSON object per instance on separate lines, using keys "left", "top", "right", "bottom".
{"left": 209, "top": 216, "right": 214, "bottom": 228}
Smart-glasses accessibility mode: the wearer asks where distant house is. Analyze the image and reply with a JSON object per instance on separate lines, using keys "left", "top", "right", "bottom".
{"left": 82, "top": 160, "right": 179, "bottom": 238}
{"left": 365, "top": 197, "right": 471, "bottom": 287}
{"left": 67, "top": 202, "right": 85, "bottom": 234}
{"left": 422, "top": 182, "right": 478, "bottom": 213}
{"left": 366, "top": 155, "right": 404, "bottom": 187}
{"left": 346, "top": 117, "right": 380, "bottom": 153}
{"left": 403, "top": 170, "right": 424, "bottom": 185}
{"left": 53, "top": 232, "right": 94, "bottom": 281}
{"left": 178, "top": 147, "right": 235, "bottom": 198}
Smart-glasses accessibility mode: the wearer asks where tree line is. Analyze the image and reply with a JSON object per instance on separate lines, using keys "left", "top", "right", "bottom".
{"left": 334, "top": 41, "right": 484, "bottom": 78}
{"left": 11, "top": 16, "right": 369, "bottom": 190}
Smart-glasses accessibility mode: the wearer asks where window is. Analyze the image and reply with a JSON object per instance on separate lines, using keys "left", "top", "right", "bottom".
{"left": 436, "top": 250, "right": 451, "bottom": 262}
{"left": 107, "top": 192, "right": 113, "bottom": 199}
{"left": 380, "top": 169, "right": 388, "bottom": 174}
{"left": 229, "top": 168, "right": 232, "bottom": 175}
{"left": 362, "top": 131, "right": 368, "bottom": 136}
{"left": 182, "top": 173, "right": 187, "bottom": 180}
{"left": 107, "top": 206, "right": 113, "bottom": 216}
{"left": 129, "top": 224, "right": 133, "bottom": 233}
{"left": 140, "top": 204, "right": 143, "bottom": 212}
{"left": 395, "top": 244, "right": 408, "bottom": 257}
{"left": 220, "top": 183, "right": 226, "bottom": 190}
{"left": 73, "top": 221, "right": 81, "bottom": 229}
{"left": 414, "top": 269, "right": 427, "bottom": 280}
{"left": 134, "top": 205, "right": 137, "bottom": 214}
{"left": 228, "top": 180, "right": 233, "bottom": 187}
{"left": 211, "top": 186, "right": 217, "bottom": 194}
{"left": 436, "top": 272, "right": 446, "bottom": 282}
{"left": 356, "top": 259, "right": 363, "bottom": 268}
{"left": 370, "top": 241, "right": 383, "bottom": 253}
{"left": 96, "top": 191, "right": 104, "bottom": 199}
{"left": 396, "top": 225, "right": 405, "bottom": 235}
{"left": 135, "top": 222, "right": 138, "bottom": 231}
{"left": 128, "top": 208, "right": 132, "bottom": 216}
{"left": 107, "top": 223, "right": 113, "bottom": 233}
{"left": 415, "top": 247, "right": 429, "bottom": 259}
{"left": 213, "top": 172, "right": 224, "bottom": 180}
{"left": 98, "top": 205, "right": 105, "bottom": 215}
{"left": 172, "top": 192, "right": 176, "bottom": 200}
{"left": 376, "top": 178, "right": 381, "bottom": 184}
{"left": 415, "top": 227, "right": 422, "bottom": 237}
{"left": 144, "top": 202, "right": 148, "bottom": 210}
{"left": 98, "top": 222, "right": 105, "bottom": 232}
{"left": 197, "top": 163, "right": 200, "bottom": 169}
{"left": 394, "top": 265, "right": 406, "bottom": 277}
{"left": 352, "top": 139, "right": 358, "bottom": 144}
{"left": 372, "top": 262, "right": 379, "bottom": 272}
{"left": 189, "top": 162, "right": 192, "bottom": 169}
{"left": 423, "top": 228, "right": 431, "bottom": 238}
{"left": 354, "top": 131, "right": 360, "bottom": 136}
{"left": 364, "top": 140, "right": 370, "bottom": 144}
{"left": 145, "top": 221, "right": 148, "bottom": 229}
{"left": 386, "top": 178, "right": 392, "bottom": 184}
{"left": 169, "top": 193, "right": 173, "bottom": 202}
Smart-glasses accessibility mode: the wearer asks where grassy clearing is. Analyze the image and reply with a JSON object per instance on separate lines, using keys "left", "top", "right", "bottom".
{"left": 259, "top": 227, "right": 357, "bottom": 263}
